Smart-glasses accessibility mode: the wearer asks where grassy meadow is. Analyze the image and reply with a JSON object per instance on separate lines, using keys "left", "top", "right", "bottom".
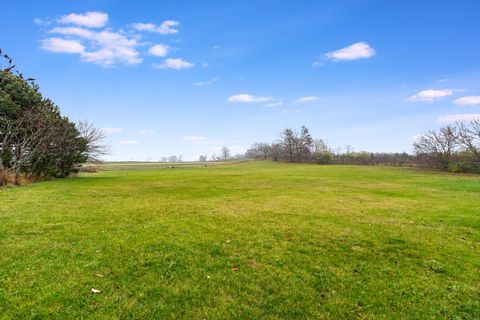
{"left": 0, "top": 161, "right": 479, "bottom": 319}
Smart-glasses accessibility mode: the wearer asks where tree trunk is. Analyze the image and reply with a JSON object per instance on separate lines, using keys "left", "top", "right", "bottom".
{"left": 0, "top": 172, "right": 5, "bottom": 187}
{"left": 14, "top": 168, "right": 20, "bottom": 185}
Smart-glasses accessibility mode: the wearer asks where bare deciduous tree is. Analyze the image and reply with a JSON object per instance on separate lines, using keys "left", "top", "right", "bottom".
{"left": 281, "top": 128, "right": 297, "bottom": 162}
{"left": 455, "top": 120, "right": 480, "bottom": 156}
{"left": 413, "top": 125, "right": 459, "bottom": 167}
{"left": 77, "top": 120, "right": 109, "bottom": 162}
{"left": 210, "top": 153, "right": 221, "bottom": 161}
{"left": 269, "top": 142, "right": 283, "bottom": 161}
{"left": 221, "top": 146, "right": 231, "bottom": 160}
{"left": 257, "top": 143, "right": 270, "bottom": 160}
{"left": 298, "top": 125, "right": 314, "bottom": 161}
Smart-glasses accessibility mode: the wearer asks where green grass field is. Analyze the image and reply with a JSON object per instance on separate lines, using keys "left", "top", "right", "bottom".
{"left": 0, "top": 162, "right": 479, "bottom": 319}
{"left": 84, "top": 160, "right": 236, "bottom": 171}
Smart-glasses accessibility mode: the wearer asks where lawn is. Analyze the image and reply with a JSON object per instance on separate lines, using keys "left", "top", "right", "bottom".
{"left": 0, "top": 161, "right": 479, "bottom": 319}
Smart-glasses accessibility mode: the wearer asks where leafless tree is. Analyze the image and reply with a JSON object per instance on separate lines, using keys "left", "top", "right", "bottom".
{"left": 210, "top": 153, "right": 222, "bottom": 161}
{"left": 313, "top": 139, "right": 333, "bottom": 164}
{"left": 413, "top": 125, "right": 459, "bottom": 167}
{"left": 256, "top": 143, "right": 271, "bottom": 160}
{"left": 245, "top": 142, "right": 271, "bottom": 160}
{"left": 455, "top": 120, "right": 480, "bottom": 156}
{"left": 345, "top": 145, "right": 354, "bottom": 155}
{"left": 281, "top": 128, "right": 297, "bottom": 162}
{"left": 221, "top": 146, "right": 230, "bottom": 160}
{"left": 298, "top": 125, "right": 314, "bottom": 161}
{"left": 314, "top": 139, "right": 330, "bottom": 153}
{"left": 198, "top": 155, "right": 207, "bottom": 162}
{"left": 77, "top": 120, "right": 109, "bottom": 162}
{"left": 269, "top": 142, "right": 283, "bottom": 161}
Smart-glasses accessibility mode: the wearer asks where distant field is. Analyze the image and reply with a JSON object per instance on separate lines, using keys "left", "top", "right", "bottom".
{"left": 0, "top": 162, "right": 479, "bottom": 319}
{"left": 83, "top": 160, "right": 239, "bottom": 171}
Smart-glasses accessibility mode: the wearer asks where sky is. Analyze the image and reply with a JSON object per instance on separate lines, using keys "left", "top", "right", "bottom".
{"left": 1, "top": 0, "right": 480, "bottom": 161}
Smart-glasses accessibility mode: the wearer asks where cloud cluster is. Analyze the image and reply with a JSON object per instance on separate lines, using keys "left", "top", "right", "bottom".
{"left": 228, "top": 94, "right": 271, "bottom": 103}
{"left": 295, "top": 96, "right": 318, "bottom": 103}
{"left": 263, "top": 101, "right": 284, "bottom": 107}
{"left": 132, "top": 21, "right": 180, "bottom": 34}
{"left": 58, "top": 12, "right": 108, "bottom": 28}
{"left": 154, "top": 58, "right": 194, "bottom": 70}
{"left": 406, "top": 89, "right": 455, "bottom": 102}
{"left": 148, "top": 44, "right": 169, "bottom": 57}
{"left": 194, "top": 78, "right": 218, "bottom": 87}
{"left": 325, "top": 42, "right": 376, "bottom": 61}
{"left": 227, "top": 94, "right": 320, "bottom": 109}
{"left": 41, "top": 37, "right": 86, "bottom": 54}
{"left": 38, "top": 12, "right": 193, "bottom": 68}
{"left": 454, "top": 96, "right": 480, "bottom": 106}
{"left": 46, "top": 27, "right": 142, "bottom": 65}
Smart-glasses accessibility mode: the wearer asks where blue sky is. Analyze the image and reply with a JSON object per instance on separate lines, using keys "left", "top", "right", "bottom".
{"left": 1, "top": 0, "right": 480, "bottom": 161}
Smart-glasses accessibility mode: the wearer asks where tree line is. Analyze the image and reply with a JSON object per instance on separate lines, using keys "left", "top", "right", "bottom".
{"left": 243, "top": 123, "right": 480, "bottom": 172}
{"left": 244, "top": 126, "right": 412, "bottom": 166}
{"left": 0, "top": 50, "right": 106, "bottom": 185}
{"left": 413, "top": 120, "right": 480, "bottom": 172}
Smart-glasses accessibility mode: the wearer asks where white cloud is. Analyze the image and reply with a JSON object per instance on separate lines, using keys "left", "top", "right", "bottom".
{"left": 325, "top": 42, "right": 376, "bottom": 61}
{"left": 454, "top": 96, "right": 480, "bottom": 106}
{"left": 132, "top": 20, "right": 180, "bottom": 34}
{"left": 37, "top": 13, "right": 182, "bottom": 67}
{"left": 437, "top": 78, "right": 450, "bottom": 83}
{"left": 228, "top": 94, "right": 271, "bottom": 103}
{"left": 58, "top": 12, "right": 108, "bottom": 28}
{"left": 406, "top": 89, "right": 456, "bottom": 102}
{"left": 47, "top": 27, "right": 142, "bottom": 66}
{"left": 81, "top": 48, "right": 138, "bottom": 66}
{"left": 101, "top": 127, "right": 123, "bottom": 134}
{"left": 131, "top": 23, "right": 156, "bottom": 32}
{"left": 182, "top": 136, "right": 206, "bottom": 144}
{"left": 148, "top": 44, "right": 169, "bottom": 57}
{"left": 50, "top": 27, "right": 95, "bottom": 38}
{"left": 135, "top": 129, "right": 155, "bottom": 135}
{"left": 34, "top": 18, "right": 51, "bottom": 26}
{"left": 119, "top": 140, "right": 139, "bottom": 145}
{"left": 312, "top": 61, "right": 324, "bottom": 67}
{"left": 438, "top": 114, "right": 480, "bottom": 123}
{"left": 154, "top": 58, "right": 194, "bottom": 70}
{"left": 41, "top": 38, "right": 85, "bottom": 53}
{"left": 194, "top": 78, "right": 218, "bottom": 87}
{"left": 295, "top": 96, "right": 318, "bottom": 103}
{"left": 263, "top": 101, "right": 283, "bottom": 107}
{"left": 81, "top": 31, "right": 141, "bottom": 66}
{"left": 158, "top": 20, "right": 180, "bottom": 34}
